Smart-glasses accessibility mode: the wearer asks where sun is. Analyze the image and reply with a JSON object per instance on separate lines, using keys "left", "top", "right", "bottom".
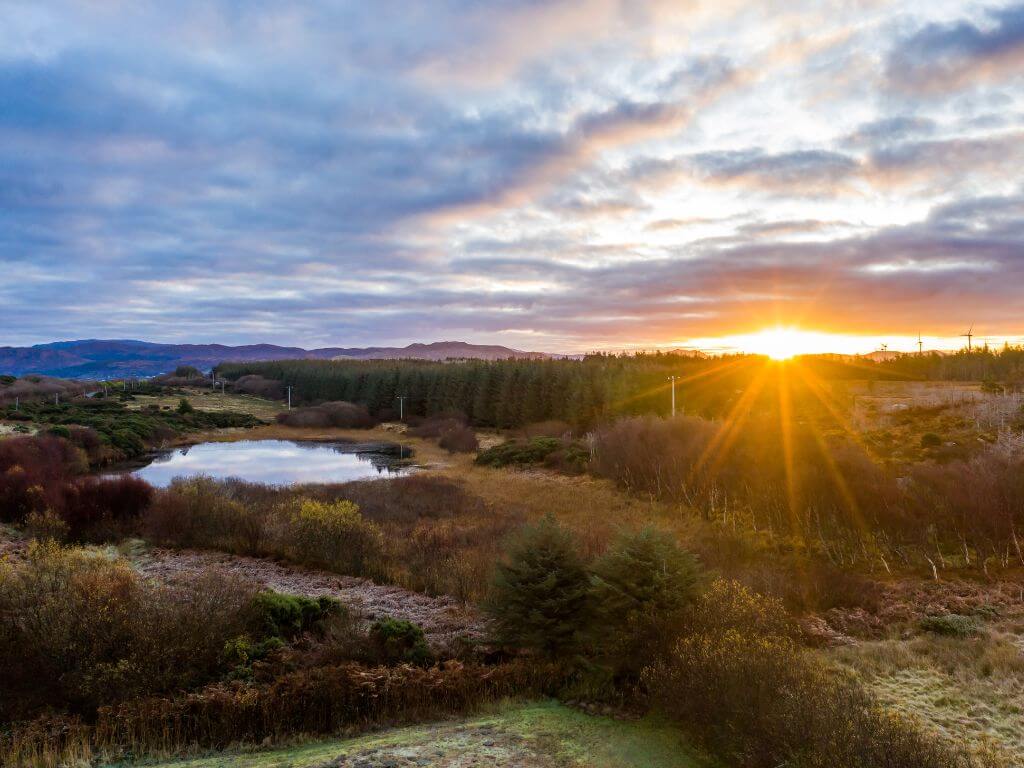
{"left": 740, "top": 327, "right": 821, "bottom": 360}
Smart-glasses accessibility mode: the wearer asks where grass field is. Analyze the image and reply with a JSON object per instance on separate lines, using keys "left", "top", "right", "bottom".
{"left": 833, "top": 628, "right": 1024, "bottom": 763}
{"left": 126, "top": 391, "right": 284, "bottom": 422}
{"left": 131, "top": 701, "right": 711, "bottom": 768}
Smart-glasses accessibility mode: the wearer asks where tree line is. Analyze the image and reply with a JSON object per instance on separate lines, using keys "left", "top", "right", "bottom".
{"left": 217, "top": 354, "right": 750, "bottom": 427}
{"left": 216, "top": 345, "right": 1024, "bottom": 429}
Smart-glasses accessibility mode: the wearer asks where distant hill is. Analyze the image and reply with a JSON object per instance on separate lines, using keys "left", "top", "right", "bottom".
{"left": 0, "top": 339, "right": 549, "bottom": 379}
{"left": 331, "top": 341, "right": 548, "bottom": 362}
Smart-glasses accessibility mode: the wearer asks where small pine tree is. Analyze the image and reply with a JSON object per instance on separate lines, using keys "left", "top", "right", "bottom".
{"left": 589, "top": 527, "right": 701, "bottom": 677}
{"left": 483, "top": 514, "right": 590, "bottom": 658}
{"left": 177, "top": 397, "right": 194, "bottom": 414}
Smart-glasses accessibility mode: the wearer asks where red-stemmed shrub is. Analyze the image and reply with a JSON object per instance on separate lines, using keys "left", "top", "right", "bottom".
{"left": 60, "top": 476, "right": 154, "bottom": 540}
{"left": 0, "top": 436, "right": 83, "bottom": 523}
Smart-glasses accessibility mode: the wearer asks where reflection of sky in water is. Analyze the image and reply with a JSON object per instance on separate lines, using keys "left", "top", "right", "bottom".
{"left": 131, "top": 440, "right": 410, "bottom": 487}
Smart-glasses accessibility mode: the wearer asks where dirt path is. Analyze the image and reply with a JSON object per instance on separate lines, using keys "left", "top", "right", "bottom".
{"left": 135, "top": 547, "right": 485, "bottom": 648}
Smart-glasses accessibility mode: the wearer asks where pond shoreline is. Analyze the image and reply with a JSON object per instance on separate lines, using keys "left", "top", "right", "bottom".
{"left": 103, "top": 437, "right": 417, "bottom": 487}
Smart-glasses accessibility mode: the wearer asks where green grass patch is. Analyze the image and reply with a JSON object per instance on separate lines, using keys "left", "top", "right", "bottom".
{"left": 132, "top": 701, "right": 710, "bottom": 768}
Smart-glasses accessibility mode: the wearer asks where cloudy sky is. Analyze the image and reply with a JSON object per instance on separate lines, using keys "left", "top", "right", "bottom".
{"left": 2, "top": 1, "right": 1023, "bottom": 353}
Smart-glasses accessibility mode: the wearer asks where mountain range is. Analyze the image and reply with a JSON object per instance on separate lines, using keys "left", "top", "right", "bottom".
{"left": 0, "top": 340, "right": 548, "bottom": 379}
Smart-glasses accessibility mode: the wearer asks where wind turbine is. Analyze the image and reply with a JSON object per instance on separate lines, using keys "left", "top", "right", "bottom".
{"left": 961, "top": 326, "right": 974, "bottom": 352}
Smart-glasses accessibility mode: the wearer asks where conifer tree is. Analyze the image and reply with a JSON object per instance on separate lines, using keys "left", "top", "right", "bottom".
{"left": 589, "top": 527, "right": 701, "bottom": 676}
{"left": 483, "top": 514, "right": 590, "bottom": 658}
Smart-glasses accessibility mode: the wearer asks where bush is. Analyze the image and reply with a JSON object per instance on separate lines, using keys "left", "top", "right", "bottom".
{"left": 483, "top": 514, "right": 590, "bottom": 658}
{"left": 283, "top": 499, "right": 384, "bottom": 577}
{"left": 589, "top": 528, "right": 702, "bottom": 678}
{"left": 176, "top": 398, "right": 194, "bottom": 414}
{"left": 407, "top": 415, "right": 466, "bottom": 439}
{"left": 368, "top": 618, "right": 433, "bottom": 666}
{"left": 276, "top": 401, "right": 375, "bottom": 429}
{"left": 67, "top": 426, "right": 105, "bottom": 463}
{"left": 24, "top": 508, "right": 69, "bottom": 542}
{"left": 60, "top": 476, "right": 153, "bottom": 541}
{"left": 921, "top": 432, "right": 943, "bottom": 448}
{"left": 232, "top": 374, "right": 285, "bottom": 400}
{"left": 475, "top": 437, "right": 568, "bottom": 467}
{"left": 0, "top": 436, "right": 84, "bottom": 523}
{"left": 144, "top": 476, "right": 268, "bottom": 553}
{"left": 331, "top": 474, "right": 484, "bottom": 524}
{"left": 590, "top": 415, "right": 904, "bottom": 547}
{"left": 0, "top": 542, "right": 254, "bottom": 719}
{"left": 921, "top": 614, "right": 980, "bottom": 637}
{"left": 685, "top": 579, "right": 797, "bottom": 639}
{"left": 251, "top": 591, "right": 342, "bottom": 639}
{"left": 438, "top": 425, "right": 479, "bottom": 453}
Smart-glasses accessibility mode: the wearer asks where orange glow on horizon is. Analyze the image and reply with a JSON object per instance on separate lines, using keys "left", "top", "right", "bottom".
{"left": 730, "top": 327, "right": 845, "bottom": 360}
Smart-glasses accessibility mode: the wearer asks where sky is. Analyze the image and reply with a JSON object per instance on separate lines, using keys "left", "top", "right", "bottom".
{"left": 2, "top": 1, "right": 1023, "bottom": 355}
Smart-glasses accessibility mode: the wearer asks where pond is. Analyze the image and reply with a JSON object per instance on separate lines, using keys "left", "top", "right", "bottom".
{"left": 120, "top": 439, "right": 413, "bottom": 487}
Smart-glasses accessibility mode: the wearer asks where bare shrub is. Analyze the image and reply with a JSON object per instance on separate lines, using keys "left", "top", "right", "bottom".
{"left": 0, "top": 376, "right": 95, "bottom": 405}
{"left": 407, "top": 414, "right": 466, "bottom": 439}
{"left": 144, "top": 476, "right": 269, "bottom": 554}
{"left": 232, "top": 374, "right": 285, "bottom": 400}
{"left": 60, "top": 476, "right": 153, "bottom": 541}
{"left": 0, "top": 436, "right": 84, "bottom": 523}
{"left": 438, "top": 425, "right": 479, "bottom": 453}
{"left": 591, "top": 415, "right": 905, "bottom": 545}
{"left": 331, "top": 474, "right": 485, "bottom": 524}
{"left": 276, "top": 401, "right": 376, "bottom": 429}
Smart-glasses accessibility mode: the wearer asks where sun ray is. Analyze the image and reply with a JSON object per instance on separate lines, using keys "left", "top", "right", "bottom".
{"left": 689, "top": 363, "right": 772, "bottom": 484}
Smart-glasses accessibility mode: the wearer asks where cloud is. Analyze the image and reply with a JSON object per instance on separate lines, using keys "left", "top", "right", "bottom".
{"left": 0, "top": 0, "right": 1022, "bottom": 350}
{"left": 690, "top": 149, "right": 860, "bottom": 193}
{"left": 887, "top": 4, "right": 1024, "bottom": 92}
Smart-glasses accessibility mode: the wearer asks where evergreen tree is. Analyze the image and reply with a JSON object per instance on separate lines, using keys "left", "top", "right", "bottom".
{"left": 589, "top": 527, "right": 702, "bottom": 677}
{"left": 483, "top": 514, "right": 590, "bottom": 658}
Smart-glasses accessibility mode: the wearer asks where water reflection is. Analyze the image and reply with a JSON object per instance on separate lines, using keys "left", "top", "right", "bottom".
{"left": 124, "top": 439, "right": 413, "bottom": 487}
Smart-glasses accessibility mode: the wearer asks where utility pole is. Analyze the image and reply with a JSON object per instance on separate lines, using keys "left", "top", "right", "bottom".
{"left": 395, "top": 395, "right": 407, "bottom": 421}
{"left": 667, "top": 376, "right": 677, "bottom": 418}
{"left": 962, "top": 326, "right": 974, "bottom": 352}
{"left": 918, "top": 334, "right": 923, "bottom": 356}
{"left": 287, "top": 386, "right": 292, "bottom": 410}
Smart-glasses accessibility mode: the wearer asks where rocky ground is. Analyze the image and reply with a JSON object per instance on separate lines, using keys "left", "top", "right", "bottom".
{"left": 136, "top": 547, "right": 485, "bottom": 648}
